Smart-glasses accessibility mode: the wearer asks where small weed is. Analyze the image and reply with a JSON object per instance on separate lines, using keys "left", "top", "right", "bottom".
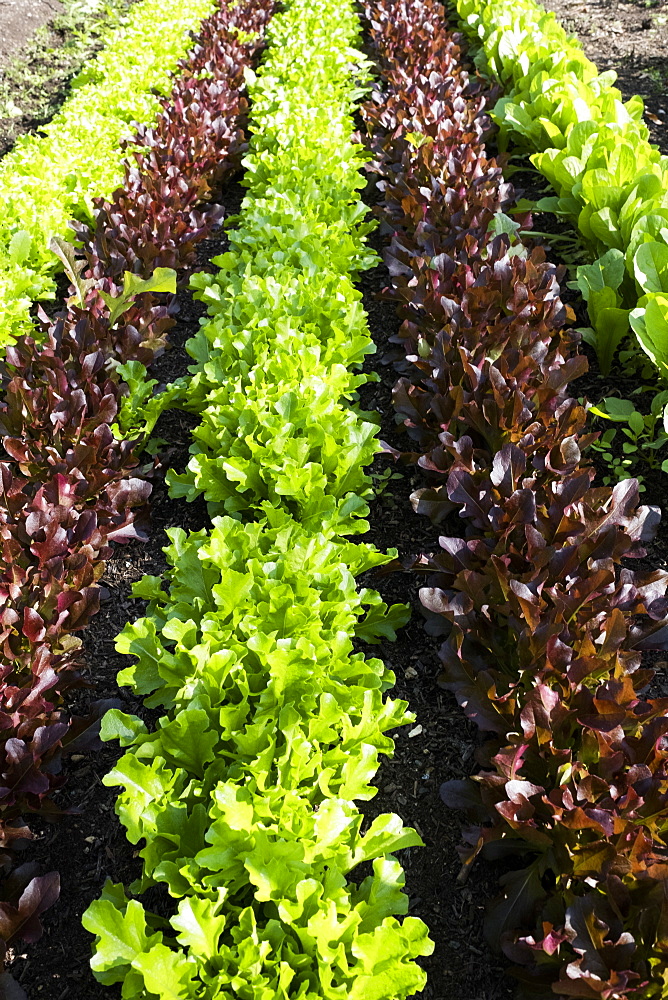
{"left": 370, "top": 466, "right": 404, "bottom": 505}
{"left": 587, "top": 390, "right": 668, "bottom": 490}
{"left": 644, "top": 65, "right": 666, "bottom": 85}
{"left": 618, "top": 346, "right": 657, "bottom": 382}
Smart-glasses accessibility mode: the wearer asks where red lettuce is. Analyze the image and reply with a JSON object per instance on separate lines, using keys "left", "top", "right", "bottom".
{"left": 362, "top": 0, "right": 668, "bottom": 995}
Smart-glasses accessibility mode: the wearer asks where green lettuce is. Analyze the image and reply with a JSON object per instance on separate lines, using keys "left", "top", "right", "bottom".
{"left": 83, "top": 0, "right": 433, "bottom": 994}
{"left": 455, "top": 0, "right": 668, "bottom": 378}
{"left": 0, "top": 0, "right": 216, "bottom": 345}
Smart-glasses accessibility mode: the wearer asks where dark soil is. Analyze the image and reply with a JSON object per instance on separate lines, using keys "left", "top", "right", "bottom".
{"left": 0, "top": 0, "right": 137, "bottom": 160}
{"left": 539, "top": 0, "right": 668, "bottom": 154}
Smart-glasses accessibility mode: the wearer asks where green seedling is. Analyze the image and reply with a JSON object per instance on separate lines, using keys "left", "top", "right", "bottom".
{"left": 588, "top": 391, "right": 668, "bottom": 486}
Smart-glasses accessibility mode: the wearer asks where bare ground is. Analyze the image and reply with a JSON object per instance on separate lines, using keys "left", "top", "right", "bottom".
{"left": 0, "top": 0, "right": 64, "bottom": 64}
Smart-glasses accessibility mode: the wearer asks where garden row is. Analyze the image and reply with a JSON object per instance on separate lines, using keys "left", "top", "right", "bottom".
{"left": 361, "top": 0, "right": 668, "bottom": 995}
{"left": 0, "top": 0, "right": 275, "bottom": 991}
{"left": 0, "top": 0, "right": 217, "bottom": 345}
{"left": 80, "top": 0, "right": 434, "bottom": 996}
{"left": 455, "top": 0, "right": 668, "bottom": 390}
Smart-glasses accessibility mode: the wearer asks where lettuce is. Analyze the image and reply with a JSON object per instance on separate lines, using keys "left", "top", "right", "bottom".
{"left": 0, "top": 0, "right": 216, "bottom": 345}
{"left": 84, "top": 510, "right": 430, "bottom": 998}
{"left": 362, "top": 0, "right": 668, "bottom": 991}
{"left": 455, "top": 0, "right": 668, "bottom": 377}
{"left": 163, "top": 3, "right": 380, "bottom": 534}
{"left": 83, "top": 0, "right": 432, "bottom": 994}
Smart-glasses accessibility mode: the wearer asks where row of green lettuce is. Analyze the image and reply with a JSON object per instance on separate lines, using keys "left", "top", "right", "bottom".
{"left": 81, "top": 0, "right": 433, "bottom": 996}
{"left": 455, "top": 0, "right": 668, "bottom": 381}
{"left": 0, "top": 0, "right": 216, "bottom": 345}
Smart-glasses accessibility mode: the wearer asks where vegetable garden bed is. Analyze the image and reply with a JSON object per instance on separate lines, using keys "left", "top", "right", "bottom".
{"left": 2, "top": 0, "right": 668, "bottom": 997}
